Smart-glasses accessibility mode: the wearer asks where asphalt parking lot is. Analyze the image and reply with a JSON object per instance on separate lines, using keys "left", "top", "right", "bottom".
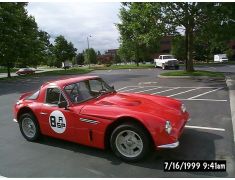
{"left": 0, "top": 66, "right": 235, "bottom": 177}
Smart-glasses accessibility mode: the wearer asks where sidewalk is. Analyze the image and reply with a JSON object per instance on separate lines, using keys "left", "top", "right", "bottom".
{"left": 226, "top": 73, "right": 235, "bottom": 142}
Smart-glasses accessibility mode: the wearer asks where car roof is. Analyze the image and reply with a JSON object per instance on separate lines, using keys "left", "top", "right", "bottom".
{"left": 43, "top": 76, "right": 100, "bottom": 88}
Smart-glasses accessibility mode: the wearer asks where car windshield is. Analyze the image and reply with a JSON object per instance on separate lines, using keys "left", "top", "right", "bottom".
{"left": 163, "top": 55, "right": 174, "bottom": 59}
{"left": 64, "top": 78, "right": 115, "bottom": 104}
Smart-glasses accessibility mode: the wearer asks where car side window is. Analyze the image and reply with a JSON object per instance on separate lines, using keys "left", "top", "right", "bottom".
{"left": 89, "top": 79, "right": 103, "bottom": 92}
{"left": 45, "top": 88, "right": 66, "bottom": 105}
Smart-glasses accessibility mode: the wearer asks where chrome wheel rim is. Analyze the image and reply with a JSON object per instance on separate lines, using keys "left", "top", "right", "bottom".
{"left": 22, "top": 117, "right": 36, "bottom": 138}
{"left": 115, "top": 130, "right": 143, "bottom": 158}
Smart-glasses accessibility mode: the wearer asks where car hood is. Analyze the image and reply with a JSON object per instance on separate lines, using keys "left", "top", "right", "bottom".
{"left": 81, "top": 92, "right": 182, "bottom": 119}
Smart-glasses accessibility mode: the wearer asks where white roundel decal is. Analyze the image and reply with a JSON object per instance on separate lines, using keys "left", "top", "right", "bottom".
{"left": 49, "top": 110, "right": 66, "bottom": 133}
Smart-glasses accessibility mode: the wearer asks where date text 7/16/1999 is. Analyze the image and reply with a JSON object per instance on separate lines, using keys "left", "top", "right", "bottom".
{"left": 164, "top": 160, "right": 226, "bottom": 172}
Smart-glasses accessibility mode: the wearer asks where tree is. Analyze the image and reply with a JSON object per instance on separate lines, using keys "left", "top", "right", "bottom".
{"left": 76, "top": 53, "right": 85, "bottom": 65}
{"left": 84, "top": 48, "right": 97, "bottom": 67}
{"left": 113, "top": 53, "right": 121, "bottom": 65}
{"left": 171, "top": 35, "right": 186, "bottom": 62}
{"left": 16, "top": 17, "right": 50, "bottom": 68}
{"left": 160, "top": 2, "right": 235, "bottom": 71}
{"left": 97, "top": 51, "right": 101, "bottom": 56}
{"left": 117, "top": 3, "right": 163, "bottom": 66}
{"left": 53, "top": 35, "right": 77, "bottom": 68}
{"left": 0, "top": 3, "right": 28, "bottom": 77}
{"left": 0, "top": 3, "right": 52, "bottom": 77}
{"left": 47, "top": 44, "right": 57, "bottom": 67}
{"left": 118, "top": 3, "right": 235, "bottom": 71}
{"left": 195, "top": 3, "right": 235, "bottom": 62}
{"left": 118, "top": 41, "right": 134, "bottom": 64}
{"left": 36, "top": 30, "right": 51, "bottom": 66}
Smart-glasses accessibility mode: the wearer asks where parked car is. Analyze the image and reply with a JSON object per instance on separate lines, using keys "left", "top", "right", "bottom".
{"left": 154, "top": 55, "right": 179, "bottom": 70}
{"left": 13, "top": 76, "right": 189, "bottom": 162}
{"left": 16, "top": 68, "right": 35, "bottom": 75}
{"left": 214, "top": 54, "right": 228, "bottom": 63}
{"left": 62, "top": 60, "right": 72, "bottom": 69}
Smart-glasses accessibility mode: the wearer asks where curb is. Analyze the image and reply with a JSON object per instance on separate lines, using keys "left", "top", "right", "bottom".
{"left": 226, "top": 75, "right": 235, "bottom": 143}
{"left": 158, "top": 75, "right": 225, "bottom": 80}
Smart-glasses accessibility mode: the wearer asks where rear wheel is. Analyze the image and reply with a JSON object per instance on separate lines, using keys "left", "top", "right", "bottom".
{"left": 110, "top": 123, "right": 151, "bottom": 162}
{"left": 19, "top": 112, "right": 41, "bottom": 141}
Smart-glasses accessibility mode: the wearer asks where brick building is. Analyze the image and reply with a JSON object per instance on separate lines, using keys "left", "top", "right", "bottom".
{"left": 97, "top": 49, "right": 118, "bottom": 64}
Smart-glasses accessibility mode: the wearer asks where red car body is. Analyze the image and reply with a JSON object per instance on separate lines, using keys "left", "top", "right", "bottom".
{"left": 13, "top": 76, "right": 189, "bottom": 155}
{"left": 16, "top": 68, "right": 35, "bottom": 75}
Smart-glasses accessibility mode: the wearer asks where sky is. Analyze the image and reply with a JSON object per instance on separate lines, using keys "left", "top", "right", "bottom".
{"left": 27, "top": 2, "right": 121, "bottom": 53}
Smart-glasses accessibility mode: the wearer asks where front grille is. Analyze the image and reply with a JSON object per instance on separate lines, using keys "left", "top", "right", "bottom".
{"left": 167, "top": 60, "right": 178, "bottom": 66}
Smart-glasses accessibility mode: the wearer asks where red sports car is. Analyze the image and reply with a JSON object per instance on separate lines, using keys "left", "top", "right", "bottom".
{"left": 13, "top": 76, "right": 189, "bottom": 162}
{"left": 16, "top": 68, "right": 35, "bottom": 75}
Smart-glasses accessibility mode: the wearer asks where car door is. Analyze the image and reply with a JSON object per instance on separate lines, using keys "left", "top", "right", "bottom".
{"left": 158, "top": 56, "right": 162, "bottom": 67}
{"left": 39, "top": 87, "right": 77, "bottom": 142}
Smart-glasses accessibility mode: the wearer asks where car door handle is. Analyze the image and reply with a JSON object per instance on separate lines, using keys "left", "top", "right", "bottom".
{"left": 40, "top": 112, "right": 48, "bottom": 115}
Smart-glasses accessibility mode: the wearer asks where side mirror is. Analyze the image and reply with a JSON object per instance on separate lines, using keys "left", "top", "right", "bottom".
{"left": 111, "top": 85, "right": 115, "bottom": 90}
{"left": 58, "top": 101, "right": 68, "bottom": 109}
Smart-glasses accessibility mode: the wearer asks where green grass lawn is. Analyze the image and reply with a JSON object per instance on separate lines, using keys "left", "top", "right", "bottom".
{"left": 0, "top": 68, "right": 19, "bottom": 73}
{"left": 160, "top": 70, "right": 225, "bottom": 78}
{"left": 92, "top": 64, "right": 154, "bottom": 70}
{"left": 40, "top": 67, "right": 93, "bottom": 75}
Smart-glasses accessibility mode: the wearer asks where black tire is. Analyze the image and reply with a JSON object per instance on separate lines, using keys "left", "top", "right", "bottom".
{"left": 162, "top": 64, "right": 167, "bottom": 70}
{"left": 19, "top": 112, "right": 41, "bottom": 142}
{"left": 110, "top": 123, "right": 151, "bottom": 162}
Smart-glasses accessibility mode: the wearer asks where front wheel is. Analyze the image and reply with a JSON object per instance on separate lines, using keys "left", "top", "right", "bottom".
{"left": 19, "top": 112, "right": 41, "bottom": 141}
{"left": 162, "top": 64, "right": 167, "bottom": 70}
{"left": 110, "top": 123, "right": 151, "bottom": 162}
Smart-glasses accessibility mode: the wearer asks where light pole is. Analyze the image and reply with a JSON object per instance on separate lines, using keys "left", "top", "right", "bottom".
{"left": 87, "top": 35, "right": 91, "bottom": 49}
{"left": 87, "top": 35, "right": 91, "bottom": 68}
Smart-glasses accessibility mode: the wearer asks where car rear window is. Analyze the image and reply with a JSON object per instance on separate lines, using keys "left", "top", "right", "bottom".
{"left": 46, "top": 88, "right": 66, "bottom": 105}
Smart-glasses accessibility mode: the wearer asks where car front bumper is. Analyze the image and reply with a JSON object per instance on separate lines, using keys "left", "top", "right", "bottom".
{"left": 157, "top": 141, "right": 179, "bottom": 148}
{"left": 13, "top": 118, "right": 18, "bottom": 123}
{"left": 156, "top": 116, "right": 190, "bottom": 149}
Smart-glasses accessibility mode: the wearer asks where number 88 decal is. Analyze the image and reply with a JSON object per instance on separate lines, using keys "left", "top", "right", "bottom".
{"left": 49, "top": 110, "right": 67, "bottom": 133}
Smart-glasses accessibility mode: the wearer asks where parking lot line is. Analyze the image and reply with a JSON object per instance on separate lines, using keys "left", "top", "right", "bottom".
{"left": 185, "top": 125, "right": 225, "bottom": 132}
{"left": 188, "top": 87, "right": 224, "bottom": 99}
{"left": 138, "top": 82, "right": 158, "bottom": 85}
{"left": 116, "top": 86, "right": 129, "bottom": 91}
{"left": 135, "top": 87, "right": 160, "bottom": 93}
{"left": 179, "top": 98, "right": 227, "bottom": 102}
{"left": 118, "top": 86, "right": 225, "bottom": 88}
{"left": 168, "top": 88, "right": 199, "bottom": 97}
{"left": 120, "top": 86, "right": 145, "bottom": 92}
{"left": 151, "top": 87, "right": 179, "bottom": 95}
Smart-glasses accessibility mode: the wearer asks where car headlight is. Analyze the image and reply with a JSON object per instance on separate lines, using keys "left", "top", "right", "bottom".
{"left": 181, "top": 104, "right": 186, "bottom": 113}
{"left": 165, "top": 120, "right": 172, "bottom": 134}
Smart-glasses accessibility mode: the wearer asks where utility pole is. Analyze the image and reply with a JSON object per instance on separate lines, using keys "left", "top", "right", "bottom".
{"left": 87, "top": 35, "right": 91, "bottom": 68}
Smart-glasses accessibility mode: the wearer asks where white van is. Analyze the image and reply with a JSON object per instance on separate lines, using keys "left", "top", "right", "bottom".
{"left": 214, "top": 54, "right": 228, "bottom": 63}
